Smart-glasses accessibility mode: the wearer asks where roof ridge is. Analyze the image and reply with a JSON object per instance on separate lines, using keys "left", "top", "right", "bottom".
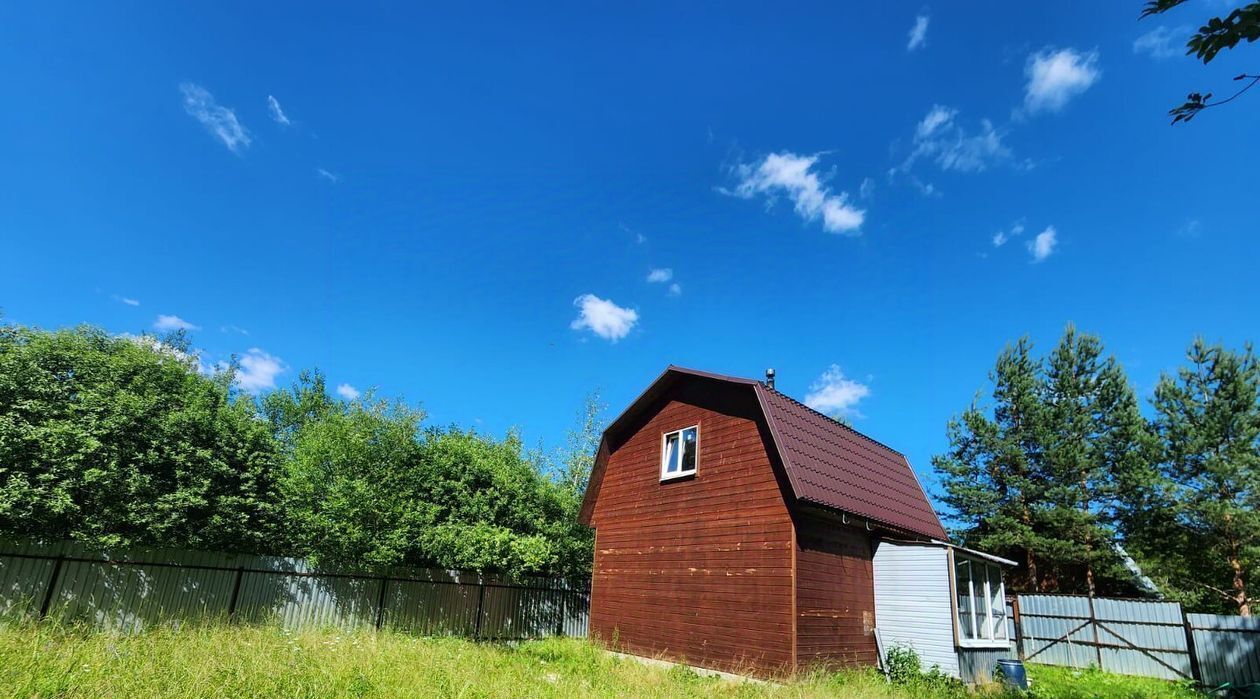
{"left": 762, "top": 385, "right": 907, "bottom": 457}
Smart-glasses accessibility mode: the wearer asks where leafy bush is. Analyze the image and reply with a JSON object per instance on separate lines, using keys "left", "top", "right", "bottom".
{"left": 882, "top": 645, "right": 967, "bottom": 696}
{"left": 0, "top": 324, "right": 287, "bottom": 553}
{"left": 0, "top": 321, "right": 599, "bottom": 577}
{"left": 883, "top": 645, "right": 922, "bottom": 685}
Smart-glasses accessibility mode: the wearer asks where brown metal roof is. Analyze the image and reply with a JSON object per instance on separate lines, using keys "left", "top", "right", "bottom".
{"left": 579, "top": 365, "right": 948, "bottom": 541}
{"left": 753, "top": 382, "right": 947, "bottom": 540}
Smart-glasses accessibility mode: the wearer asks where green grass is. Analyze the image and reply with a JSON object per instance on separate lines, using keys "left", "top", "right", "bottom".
{"left": 0, "top": 621, "right": 1204, "bottom": 698}
{"left": 1024, "top": 665, "right": 1203, "bottom": 699}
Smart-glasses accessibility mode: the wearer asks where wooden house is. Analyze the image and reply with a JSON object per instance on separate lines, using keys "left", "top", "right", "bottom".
{"left": 578, "top": 366, "right": 1013, "bottom": 680}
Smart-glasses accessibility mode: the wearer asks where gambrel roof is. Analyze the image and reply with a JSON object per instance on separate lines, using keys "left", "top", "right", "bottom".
{"left": 578, "top": 365, "right": 948, "bottom": 541}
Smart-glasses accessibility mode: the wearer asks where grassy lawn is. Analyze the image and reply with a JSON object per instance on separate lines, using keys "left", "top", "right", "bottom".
{"left": 0, "top": 622, "right": 1203, "bottom": 698}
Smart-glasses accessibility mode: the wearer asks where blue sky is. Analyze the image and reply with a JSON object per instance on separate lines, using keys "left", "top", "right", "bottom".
{"left": 2, "top": 2, "right": 1257, "bottom": 515}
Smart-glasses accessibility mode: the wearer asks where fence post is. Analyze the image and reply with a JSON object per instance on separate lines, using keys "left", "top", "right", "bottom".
{"left": 1181, "top": 607, "right": 1202, "bottom": 683}
{"left": 1011, "top": 596, "right": 1024, "bottom": 660}
{"left": 226, "top": 565, "right": 245, "bottom": 622}
{"left": 38, "top": 554, "right": 66, "bottom": 619}
{"left": 1087, "top": 594, "right": 1103, "bottom": 671}
{"left": 375, "top": 577, "right": 389, "bottom": 631}
{"left": 474, "top": 581, "right": 486, "bottom": 639}
{"left": 556, "top": 586, "right": 567, "bottom": 637}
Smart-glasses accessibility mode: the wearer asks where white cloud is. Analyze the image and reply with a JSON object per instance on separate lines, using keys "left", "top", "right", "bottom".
{"left": 1133, "top": 26, "right": 1190, "bottom": 60}
{"left": 992, "top": 221, "right": 1025, "bottom": 247}
{"left": 859, "top": 177, "right": 875, "bottom": 199}
{"left": 804, "top": 365, "right": 871, "bottom": 417}
{"left": 900, "top": 105, "right": 1011, "bottom": 174}
{"left": 235, "top": 348, "right": 287, "bottom": 393}
{"left": 336, "top": 383, "right": 360, "bottom": 400}
{"left": 154, "top": 314, "right": 200, "bottom": 331}
{"left": 1177, "top": 218, "right": 1202, "bottom": 237}
{"left": 180, "top": 83, "right": 250, "bottom": 153}
{"left": 1028, "top": 226, "right": 1058, "bottom": 262}
{"left": 917, "top": 105, "right": 956, "bottom": 140}
{"left": 646, "top": 268, "right": 673, "bottom": 283}
{"left": 317, "top": 168, "right": 339, "bottom": 183}
{"left": 621, "top": 222, "right": 646, "bottom": 244}
{"left": 725, "top": 152, "right": 865, "bottom": 234}
{"left": 267, "top": 95, "right": 291, "bottom": 125}
{"left": 909, "top": 176, "right": 940, "bottom": 197}
{"left": 1023, "top": 48, "right": 1101, "bottom": 114}
{"left": 570, "top": 294, "right": 638, "bottom": 342}
{"left": 907, "top": 14, "right": 929, "bottom": 51}
{"left": 220, "top": 324, "right": 249, "bottom": 335}
{"left": 122, "top": 334, "right": 206, "bottom": 373}
{"left": 668, "top": 283, "right": 682, "bottom": 296}
{"left": 114, "top": 295, "right": 140, "bottom": 306}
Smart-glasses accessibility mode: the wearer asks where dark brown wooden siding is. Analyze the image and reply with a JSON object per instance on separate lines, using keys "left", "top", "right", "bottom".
{"left": 794, "top": 514, "right": 879, "bottom": 670}
{"left": 588, "top": 380, "right": 795, "bottom": 676}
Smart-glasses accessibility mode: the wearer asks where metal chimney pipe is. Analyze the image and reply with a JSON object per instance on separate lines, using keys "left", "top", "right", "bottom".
{"left": 765, "top": 368, "right": 775, "bottom": 390}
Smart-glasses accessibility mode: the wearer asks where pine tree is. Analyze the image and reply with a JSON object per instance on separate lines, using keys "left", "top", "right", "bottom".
{"left": 936, "top": 327, "right": 1152, "bottom": 595}
{"left": 1145, "top": 340, "right": 1260, "bottom": 615}
{"left": 1039, "top": 327, "right": 1152, "bottom": 596}
{"left": 935, "top": 337, "right": 1048, "bottom": 590}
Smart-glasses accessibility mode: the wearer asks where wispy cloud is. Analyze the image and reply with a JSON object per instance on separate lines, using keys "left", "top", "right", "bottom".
{"left": 1028, "top": 226, "right": 1058, "bottom": 262}
{"left": 899, "top": 105, "right": 1011, "bottom": 175}
{"left": 154, "top": 314, "right": 200, "bottom": 331}
{"left": 317, "top": 168, "right": 339, "bottom": 183}
{"left": 336, "top": 383, "right": 360, "bottom": 400}
{"left": 180, "top": 83, "right": 250, "bottom": 153}
{"left": 113, "top": 295, "right": 140, "bottom": 307}
{"left": 668, "top": 283, "right": 682, "bottom": 297}
{"left": 1177, "top": 218, "right": 1203, "bottom": 237}
{"left": 1023, "top": 48, "right": 1101, "bottom": 115}
{"left": 916, "top": 105, "right": 955, "bottom": 139}
{"left": 235, "top": 348, "right": 286, "bottom": 393}
{"left": 1134, "top": 26, "right": 1190, "bottom": 60}
{"left": 220, "top": 324, "right": 249, "bottom": 335}
{"left": 646, "top": 268, "right": 673, "bottom": 283}
{"left": 620, "top": 222, "right": 646, "bottom": 244}
{"left": 570, "top": 294, "right": 638, "bottom": 342}
{"left": 859, "top": 177, "right": 875, "bottom": 200}
{"left": 992, "top": 221, "right": 1025, "bottom": 247}
{"left": 907, "top": 14, "right": 929, "bottom": 51}
{"left": 723, "top": 152, "right": 865, "bottom": 235}
{"left": 267, "top": 95, "right": 291, "bottom": 125}
{"left": 804, "top": 365, "right": 871, "bottom": 418}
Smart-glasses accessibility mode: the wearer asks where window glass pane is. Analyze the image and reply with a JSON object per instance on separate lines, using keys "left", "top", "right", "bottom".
{"left": 664, "top": 433, "right": 680, "bottom": 473}
{"left": 956, "top": 560, "right": 975, "bottom": 640}
{"left": 681, "top": 428, "right": 697, "bottom": 472}
{"left": 988, "top": 564, "right": 1006, "bottom": 640}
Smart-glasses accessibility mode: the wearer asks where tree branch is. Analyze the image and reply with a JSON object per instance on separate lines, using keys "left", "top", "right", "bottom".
{"left": 1193, "top": 579, "right": 1250, "bottom": 604}
{"left": 1170, "top": 74, "right": 1260, "bottom": 123}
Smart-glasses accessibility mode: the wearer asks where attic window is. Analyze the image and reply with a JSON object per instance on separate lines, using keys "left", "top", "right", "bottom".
{"left": 661, "top": 426, "right": 698, "bottom": 480}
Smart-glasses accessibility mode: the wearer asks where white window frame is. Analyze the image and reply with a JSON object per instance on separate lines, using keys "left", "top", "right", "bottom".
{"left": 953, "top": 555, "right": 1009, "bottom": 649}
{"left": 660, "top": 425, "right": 699, "bottom": 481}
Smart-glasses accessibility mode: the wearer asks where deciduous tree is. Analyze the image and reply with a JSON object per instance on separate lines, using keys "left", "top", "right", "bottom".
{"left": 1141, "top": 0, "right": 1260, "bottom": 123}
{"left": 0, "top": 324, "right": 286, "bottom": 553}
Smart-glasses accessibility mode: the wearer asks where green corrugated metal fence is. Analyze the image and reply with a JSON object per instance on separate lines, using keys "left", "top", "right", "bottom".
{"left": 0, "top": 541, "right": 589, "bottom": 639}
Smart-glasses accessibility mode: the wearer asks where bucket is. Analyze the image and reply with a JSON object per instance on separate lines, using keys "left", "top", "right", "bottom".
{"left": 994, "top": 659, "right": 1028, "bottom": 690}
